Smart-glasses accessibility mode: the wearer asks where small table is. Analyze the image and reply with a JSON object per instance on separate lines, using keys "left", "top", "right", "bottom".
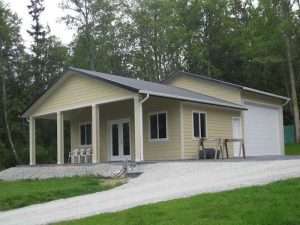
{"left": 224, "top": 138, "right": 246, "bottom": 159}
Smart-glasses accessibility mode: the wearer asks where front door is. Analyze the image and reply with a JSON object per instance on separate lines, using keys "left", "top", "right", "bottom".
{"left": 232, "top": 117, "right": 242, "bottom": 157}
{"left": 109, "top": 119, "right": 131, "bottom": 161}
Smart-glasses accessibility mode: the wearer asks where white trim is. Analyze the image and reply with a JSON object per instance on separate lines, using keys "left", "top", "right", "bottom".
{"left": 148, "top": 111, "right": 168, "bottom": 142}
{"left": 232, "top": 116, "right": 242, "bottom": 157}
{"left": 181, "top": 101, "right": 244, "bottom": 112}
{"left": 79, "top": 121, "right": 92, "bottom": 147}
{"left": 57, "top": 111, "right": 64, "bottom": 165}
{"left": 29, "top": 117, "right": 36, "bottom": 166}
{"left": 180, "top": 103, "right": 185, "bottom": 159}
{"left": 107, "top": 118, "right": 132, "bottom": 161}
{"left": 31, "top": 96, "right": 136, "bottom": 118}
{"left": 139, "top": 90, "right": 246, "bottom": 110}
{"left": 192, "top": 111, "right": 208, "bottom": 140}
{"left": 242, "top": 87, "right": 290, "bottom": 101}
{"left": 92, "top": 104, "right": 100, "bottom": 163}
{"left": 243, "top": 99, "right": 283, "bottom": 109}
{"left": 279, "top": 107, "right": 285, "bottom": 155}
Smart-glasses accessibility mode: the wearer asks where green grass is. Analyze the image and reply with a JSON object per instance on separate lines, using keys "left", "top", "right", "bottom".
{"left": 0, "top": 176, "right": 123, "bottom": 211}
{"left": 56, "top": 178, "right": 300, "bottom": 225}
{"left": 285, "top": 144, "right": 300, "bottom": 155}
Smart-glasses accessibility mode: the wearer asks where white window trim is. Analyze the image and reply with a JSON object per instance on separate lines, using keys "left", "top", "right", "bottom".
{"left": 192, "top": 111, "right": 208, "bottom": 140}
{"left": 148, "top": 111, "right": 168, "bottom": 142}
{"left": 79, "top": 121, "right": 92, "bottom": 147}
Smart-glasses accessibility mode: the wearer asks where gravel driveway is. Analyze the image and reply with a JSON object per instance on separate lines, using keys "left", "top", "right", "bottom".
{"left": 1, "top": 159, "right": 300, "bottom": 225}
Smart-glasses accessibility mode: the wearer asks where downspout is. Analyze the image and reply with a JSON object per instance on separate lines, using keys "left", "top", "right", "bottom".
{"left": 140, "top": 93, "right": 150, "bottom": 104}
{"left": 138, "top": 92, "right": 149, "bottom": 162}
{"left": 282, "top": 98, "right": 290, "bottom": 107}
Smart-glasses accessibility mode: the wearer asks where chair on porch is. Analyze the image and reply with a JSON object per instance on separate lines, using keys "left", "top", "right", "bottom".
{"left": 69, "top": 148, "right": 80, "bottom": 164}
{"left": 85, "top": 148, "right": 92, "bottom": 163}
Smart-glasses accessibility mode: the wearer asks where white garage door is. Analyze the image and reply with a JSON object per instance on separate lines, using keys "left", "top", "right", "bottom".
{"left": 244, "top": 102, "right": 282, "bottom": 156}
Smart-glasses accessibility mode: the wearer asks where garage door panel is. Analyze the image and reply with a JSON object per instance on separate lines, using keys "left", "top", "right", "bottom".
{"left": 244, "top": 103, "right": 281, "bottom": 156}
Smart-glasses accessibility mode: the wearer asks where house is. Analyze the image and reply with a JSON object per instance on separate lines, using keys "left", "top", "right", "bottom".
{"left": 21, "top": 68, "right": 289, "bottom": 165}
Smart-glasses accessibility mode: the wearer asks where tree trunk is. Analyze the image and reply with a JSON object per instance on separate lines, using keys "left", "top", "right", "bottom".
{"left": 1, "top": 71, "right": 20, "bottom": 163}
{"left": 285, "top": 36, "right": 300, "bottom": 143}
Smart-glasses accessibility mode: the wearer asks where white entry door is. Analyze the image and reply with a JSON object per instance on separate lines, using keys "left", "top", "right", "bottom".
{"left": 232, "top": 117, "right": 242, "bottom": 157}
{"left": 108, "top": 119, "right": 131, "bottom": 161}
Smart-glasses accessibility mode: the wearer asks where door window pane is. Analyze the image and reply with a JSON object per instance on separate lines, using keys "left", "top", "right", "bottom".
{"left": 80, "top": 125, "right": 86, "bottom": 145}
{"left": 80, "top": 123, "right": 91, "bottom": 145}
{"left": 193, "top": 113, "right": 200, "bottom": 138}
{"left": 123, "top": 122, "right": 130, "bottom": 156}
{"left": 112, "top": 124, "right": 119, "bottom": 156}
{"left": 158, "top": 113, "right": 167, "bottom": 138}
{"left": 150, "top": 115, "right": 158, "bottom": 139}
{"left": 86, "top": 124, "right": 92, "bottom": 145}
{"left": 200, "top": 113, "right": 206, "bottom": 138}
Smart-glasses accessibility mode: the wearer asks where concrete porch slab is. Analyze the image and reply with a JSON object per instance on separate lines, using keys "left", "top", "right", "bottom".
{"left": 0, "top": 163, "right": 133, "bottom": 181}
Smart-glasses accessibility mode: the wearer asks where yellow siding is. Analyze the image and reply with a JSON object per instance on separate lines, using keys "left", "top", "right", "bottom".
{"left": 243, "top": 91, "right": 285, "bottom": 106}
{"left": 183, "top": 103, "right": 240, "bottom": 159}
{"left": 69, "top": 100, "right": 135, "bottom": 162}
{"left": 167, "top": 75, "right": 242, "bottom": 104}
{"left": 143, "top": 97, "right": 181, "bottom": 160}
{"left": 32, "top": 73, "right": 135, "bottom": 116}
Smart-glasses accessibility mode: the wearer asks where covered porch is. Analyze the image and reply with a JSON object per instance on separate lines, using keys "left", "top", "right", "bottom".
{"left": 29, "top": 96, "right": 145, "bottom": 165}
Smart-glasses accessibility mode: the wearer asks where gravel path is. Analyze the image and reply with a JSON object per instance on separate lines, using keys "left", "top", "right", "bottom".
{"left": 1, "top": 159, "right": 300, "bottom": 225}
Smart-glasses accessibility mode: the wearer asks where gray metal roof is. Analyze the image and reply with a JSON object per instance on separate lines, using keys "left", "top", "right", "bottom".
{"left": 69, "top": 67, "right": 247, "bottom": 110}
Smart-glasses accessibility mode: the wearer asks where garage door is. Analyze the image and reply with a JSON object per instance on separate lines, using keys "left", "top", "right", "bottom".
{"left": 244, "top": 102, "right": 282, "bottom": 156}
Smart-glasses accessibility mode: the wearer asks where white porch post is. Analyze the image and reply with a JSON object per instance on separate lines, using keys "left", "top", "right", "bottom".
{"left": 134, "top": 96, "right": 144, "bottom": 161}
{"left": 57, "top": 111, "right": 64, "bottom": 165}
{"left": 29, "top": 117, "right": 36, "bottom": 165}
{"left": 92, "top": 104, "right": 100, "bottom": 163}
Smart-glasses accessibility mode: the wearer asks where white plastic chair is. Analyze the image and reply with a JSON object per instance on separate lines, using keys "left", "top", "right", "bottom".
{"left": 85, "top": 148, "right": 92, "bottom": 163}
{"left": 80, "top": 148, "right": 86, "bottom": 164}
{"left": 72, "top": 149, "right": 80, "bottom": 164}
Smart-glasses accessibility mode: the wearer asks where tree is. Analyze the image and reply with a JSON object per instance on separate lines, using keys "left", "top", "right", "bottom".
{"left": 60, "top": 0, "right": 98, "bottom": 70}
{"left": 0, "top": 2, "right": 24, "bottom": 164}
{"left": 279, "top": 0, "right": 300, "bottom": 143}
{"left": 27, "top": 0, "right": 48, "bottom": 95}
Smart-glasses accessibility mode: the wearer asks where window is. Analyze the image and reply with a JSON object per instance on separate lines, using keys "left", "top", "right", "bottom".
{"left": 80, "top": 123, "right": 91, "bottom": 145}
{"left": 149, "top": 112, "right": 167, "bottom": 140}
{"left": 193, "top": 112, "right": 207, "bottom": 138}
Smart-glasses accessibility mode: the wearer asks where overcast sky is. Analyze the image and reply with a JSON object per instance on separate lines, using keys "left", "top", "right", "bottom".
{"left": 3, "top": 0, "right": 74, "bottom": 48}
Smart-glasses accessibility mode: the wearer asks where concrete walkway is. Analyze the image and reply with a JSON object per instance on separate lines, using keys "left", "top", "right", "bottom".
{"left": 1, "top": 159, "right": 300, "bottom": 225}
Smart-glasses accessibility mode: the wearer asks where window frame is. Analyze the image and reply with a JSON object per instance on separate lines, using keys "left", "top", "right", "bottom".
{"left": 148, "top": 111, "right": 168, "bottom": 142}
{"left": 192, "top": 111, "right": 208, "bottom": 139}
{"left": 79, "top": 122, "right": 92, "bottom": 146}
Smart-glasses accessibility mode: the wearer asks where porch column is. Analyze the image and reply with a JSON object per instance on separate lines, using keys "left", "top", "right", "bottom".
{"left": 57, "top": 111, "right": 64, "bottom": 165}
{"left": 29, "top": 117, "right": 36, "bottom": 166}
{"left": 92, "top": 104, "right": 100, "bottom": 163}
{"left": 134, "top": 96, "right": 144, "bottom": 161}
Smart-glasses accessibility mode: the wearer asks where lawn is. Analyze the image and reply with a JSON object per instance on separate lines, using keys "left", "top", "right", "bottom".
{"left": 0, "top": 176, "right": 123, "bottom": 211}
{"left": 56, "top": 178, "right": 300, "bottom": 225}
{"left": 285, "top": 144, "right": 300, "bottom": 155}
